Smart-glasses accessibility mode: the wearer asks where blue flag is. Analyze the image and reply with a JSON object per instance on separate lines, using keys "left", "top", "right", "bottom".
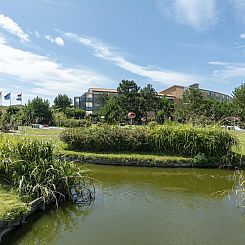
{"left": 4, "top": 92, "right": 11, "bottom": 100}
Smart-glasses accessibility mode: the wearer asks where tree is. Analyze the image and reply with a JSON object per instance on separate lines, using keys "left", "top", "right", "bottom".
{"left": 99, "top": 96, "right": 124, "bottom": 123}
{"left": 232, "top": 83, "right": 245, "bottom": 120}
{"left": 156, "top": 96, "right": 175, "bottom": 123}
{"left": 117, "top": 80, "right": 141, "bottom": 117}
{"left": 1, "top": 106, "right": 20, "bottom": 131}
{"left": 54, "top": 94, "right": 72, "bottom": 112}
{"left": 139, "top": 84, "right": 159, "bottom": 118}
{"left": 22, "top": 97, "right": 53, "bottom": 124}
{"left": 176, "top": 87, "right": 205, "bottom": 122}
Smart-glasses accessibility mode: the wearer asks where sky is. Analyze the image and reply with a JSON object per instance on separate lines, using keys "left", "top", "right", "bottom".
{"left": 1, "top": 0, "right": 245, "bottom": 105}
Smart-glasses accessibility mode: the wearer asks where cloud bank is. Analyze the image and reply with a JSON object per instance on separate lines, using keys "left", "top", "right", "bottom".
{"left": 0, "top": 14, "right": 29, "bottom": 42}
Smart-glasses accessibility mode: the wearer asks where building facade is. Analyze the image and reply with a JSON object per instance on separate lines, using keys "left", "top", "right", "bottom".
{"left": 74, "top": 88, "right": 117, "bottom": 115}
{"left": 159, "top": 83, "right": 232, "bottom": 102}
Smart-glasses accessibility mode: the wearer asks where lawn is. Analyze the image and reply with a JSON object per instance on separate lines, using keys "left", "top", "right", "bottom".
{"left": 0, "top": 186, "right": 29, "bottom": 222}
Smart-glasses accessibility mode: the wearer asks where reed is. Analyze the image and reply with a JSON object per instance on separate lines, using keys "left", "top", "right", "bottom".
{"left": 60, "top": 124, "right": 236, "bottom": 157}
{"left": 0, "top": 135, "right": 93, "bottom": 206}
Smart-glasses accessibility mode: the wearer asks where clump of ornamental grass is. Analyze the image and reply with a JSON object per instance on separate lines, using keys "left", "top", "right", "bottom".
{"left": 0, "top": 135, "right": 94, "bottom": 206}
{"left": 60, "top": 124, "right": 236, "bottom": 158}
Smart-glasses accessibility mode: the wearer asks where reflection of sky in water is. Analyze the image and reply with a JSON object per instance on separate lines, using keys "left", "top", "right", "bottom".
{"left": 4, "top": 166, "right": 245, "bottom": 245}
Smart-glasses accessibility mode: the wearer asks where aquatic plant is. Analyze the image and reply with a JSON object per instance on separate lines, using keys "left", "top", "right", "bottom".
{"left": 0, "top": 135, "right": 94, "bottom": 206}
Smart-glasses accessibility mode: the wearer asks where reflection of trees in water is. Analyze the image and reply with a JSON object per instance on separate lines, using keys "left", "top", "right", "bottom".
{"left": 39, "top": 203, "right": 94, "bottom": 244}
{"left": 4, "top": 202, "right": 94, "bottom": 245}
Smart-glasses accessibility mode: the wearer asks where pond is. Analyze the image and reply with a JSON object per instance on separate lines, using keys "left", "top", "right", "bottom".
{"left": 4, "top": 165, "right": 245, "bottom": 245}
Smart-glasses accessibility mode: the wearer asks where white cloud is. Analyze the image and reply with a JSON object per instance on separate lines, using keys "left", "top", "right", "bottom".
{"left": 209, "top": 61, "right": 245, "bottom": 79}
{"left": 45, "top": 35, "right": 64, "bottom": 46}
{"left": 0, "top": 14, "right": 29, "bottom": 42}
{"left": 240, "top": 33, "right": 245, "bottom": 39}
{"left": 55, "top": 37, "right": 64, "bottom": 46}
{"left": 0, "top": 36, "right": 112, "bottom": 97}
{"left": 64, "top": 32, "right": 199, "bottom": 86}
{"left": 157, "top": 0, "right": 218, "bottom": 31}
{"left": 34, "top": 31, "right": 41, "bottom": 38}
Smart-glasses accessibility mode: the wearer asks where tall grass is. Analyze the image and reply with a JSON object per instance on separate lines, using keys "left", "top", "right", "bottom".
{"left": 60, "top": 124, "right": 236, "bottom": 157}
{"left": 0, "top": 135, "right": 93, "bottom": 205}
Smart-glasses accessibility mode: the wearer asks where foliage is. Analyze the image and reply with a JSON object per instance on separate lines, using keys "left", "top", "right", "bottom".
{"left": 232, "top": 83, "right": 245, "bottom": 120}
{"left": 21, "top": 96, "right": 53, "bottom": 125}
{"left": 60, "top": 124, "right": 236, "bottom": 157}
{"left": 175, "top": 87, "right": 205, "bottom": 122}
{"left": 54, "top": 117, "right": 91, "bottom": 128}
{"left": 99, "top": 96, "right": 124, "bottom": 123}
{"left": 0, "top": 106, "right": 20, "bottom": 131}
{"left": 99, "top": 80, "right": 164, "bottom": 123}
{"left": 156, "top": 96, "right": 175, "bottom": 123}
{"left": 74, "top": 108, "right": 86, "bottom": 119}
{"left": 0, "top": 135, "right": 93, "bottom": 205}
{"left": 139, "top": 84, "right": 159, "bottom": 118}
{"left": 62, "top": 107, "right": 85, "bottom": 119}
{"left": 117, "top": 80, "right": 141, "bottom": 117}
{"left": 54, "top": 94, "right": 72, "bottom": 112}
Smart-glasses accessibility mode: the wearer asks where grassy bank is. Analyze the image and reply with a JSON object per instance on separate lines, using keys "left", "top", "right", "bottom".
{"left": 61, "top": 150, "right": 194, "bottom": 166}
{"left": 0, "top": 186, "right": 29, "bottom": 222}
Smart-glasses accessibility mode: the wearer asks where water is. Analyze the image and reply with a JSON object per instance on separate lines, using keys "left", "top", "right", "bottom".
{"left": 4, "top": 165, "right": 245, "bottom": 245}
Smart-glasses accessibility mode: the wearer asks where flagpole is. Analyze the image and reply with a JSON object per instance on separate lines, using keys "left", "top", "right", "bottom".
{"left": 10, "top": 91, "right": 11, "bottom": 106}
{"left": 21, "top": 92, "right": 22, "bottom": 106}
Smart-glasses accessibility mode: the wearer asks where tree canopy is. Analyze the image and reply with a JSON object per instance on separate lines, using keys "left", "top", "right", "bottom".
{"left": 54, "top": 94, "right": 72, "bottom": 112}
{"left": 22, "top": 97, "right": 53, "bottom": 124}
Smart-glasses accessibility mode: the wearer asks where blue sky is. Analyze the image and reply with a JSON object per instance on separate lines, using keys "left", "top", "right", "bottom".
{"left": 1, "top": 0, "right": 245, "bottom": 105}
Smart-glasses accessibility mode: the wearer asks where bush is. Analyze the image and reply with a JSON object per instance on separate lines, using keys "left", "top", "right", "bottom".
{"left": 0, "top": 135, "right": 93, "bottom": 205}
{"left": 60, "top": 124, "right": 236, "bottom": 157}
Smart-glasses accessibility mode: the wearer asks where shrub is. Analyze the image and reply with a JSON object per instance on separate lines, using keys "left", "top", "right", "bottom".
{"left": 60, "top": 124, "right": 236, "bottom": 157}
{"left": 0, "top": 135, "right": 93, "bottom": 205}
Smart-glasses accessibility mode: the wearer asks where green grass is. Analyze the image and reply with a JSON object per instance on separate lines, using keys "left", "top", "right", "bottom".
{"left": 18, "top": 126, "right": 63, "bottom": 136}
{"left": 61, "top": 149, "right": 192, "bottom": 165}
{"left": 0, "top": 186, "right": 29, "bottom": 222}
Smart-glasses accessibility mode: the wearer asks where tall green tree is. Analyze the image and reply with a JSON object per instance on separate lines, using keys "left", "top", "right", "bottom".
{"left": 54, "top": 94, "right": 72, "bottom": 112}
{"left": 139, "top": 84, "right": 159, "bottom": 118}
{"left": 156, "top": 96, "right": 175, "bottom": 123}
{"left": 22, "top": 97, "right": 53, "bottom": 124}
{"left": 232, "top": 83, "right": 245, "bottom": 120}
{"left": 176, "top": 87, "right": 205, "bottom": 121}
{"left": 99, "top": 96, "right": 124, "bottom": 123}
{"left": 117, "top": 80, "right": 141, "bottom": 116}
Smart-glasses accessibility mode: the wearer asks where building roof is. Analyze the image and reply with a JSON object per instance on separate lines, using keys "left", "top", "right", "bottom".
{"left": 158, "top": 85, "right": 184, "bottom": 94}
{"left": 88, "top": 88, "right": 118, "bottom": 93}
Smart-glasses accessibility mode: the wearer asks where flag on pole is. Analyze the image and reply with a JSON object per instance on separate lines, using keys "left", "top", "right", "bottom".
{"left": 4, "top": 92, "right": 11, "bottom": 100}
{"left": 16, "top": 93, "right": 22, "bottom": 101}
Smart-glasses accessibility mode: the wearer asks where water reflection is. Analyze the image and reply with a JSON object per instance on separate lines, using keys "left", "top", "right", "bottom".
{"left": 3, "top": 203, "right": 94, "bottom": 245}
{"left": 4, "top": 165, "right": 245, "bottom": 245}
